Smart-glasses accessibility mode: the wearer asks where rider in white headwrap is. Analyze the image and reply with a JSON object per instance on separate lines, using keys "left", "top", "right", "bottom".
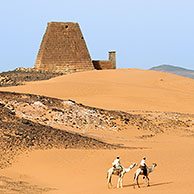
{"left": 112, "top": 156, "right": 122, "bottom": 171}
{"left": 140, "top": 156, "right": 147, "bottom": 176}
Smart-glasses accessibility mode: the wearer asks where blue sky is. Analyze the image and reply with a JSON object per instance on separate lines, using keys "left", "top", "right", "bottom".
{"left": 0, "top": 0, "right": 194, "bottom": 72}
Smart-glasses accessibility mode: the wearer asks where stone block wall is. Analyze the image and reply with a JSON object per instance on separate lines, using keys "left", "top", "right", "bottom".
{"left": 92, "top": 60, "right": 113, "bottom": 70}
{"left": 92, "top": 51, "right": 116, "bottom": 70}
{"left": 109, "top": 51, "right": 116, "bottom": 69}
{"left": 34, "top": 22, "right": 94, "bottom": 73}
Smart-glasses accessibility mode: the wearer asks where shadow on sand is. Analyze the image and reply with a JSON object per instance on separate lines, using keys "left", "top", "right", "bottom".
{"left": 0, "top": 176, "right": 56, "bottom": 194}
{"left": 123, "top": 181, "right": 173, "bottom": 188}
{"left": 149, "top": 181, "right": 173, "bottom": 187}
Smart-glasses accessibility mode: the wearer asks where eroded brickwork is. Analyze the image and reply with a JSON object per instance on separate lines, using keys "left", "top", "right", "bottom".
{"left": 34, "top": 22, "right": 94, "bottom": 73}
{"left": 109, "top": 51, "right": 116, "bottom": 69}
{"left": 92, "top": 60, "right": 113, "bottom": 70}
{"left": 92, "top": 51, "right": 116, "bottom": 70}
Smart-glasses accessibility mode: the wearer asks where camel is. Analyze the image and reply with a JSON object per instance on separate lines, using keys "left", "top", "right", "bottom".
{"left": 107, "top": 163, "right": 137, "bottom": 188}
{"left": 133, "top": 163, "right": 157, "bottom": 188}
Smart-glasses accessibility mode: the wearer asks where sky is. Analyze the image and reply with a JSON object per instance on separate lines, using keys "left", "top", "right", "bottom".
{"left": 0, "top": 0, "right": 194, "bottom": 72}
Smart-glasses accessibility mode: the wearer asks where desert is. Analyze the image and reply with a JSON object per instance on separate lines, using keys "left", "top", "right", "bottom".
{"left": 0, "top": 68, "right": 194, "bottom": 194}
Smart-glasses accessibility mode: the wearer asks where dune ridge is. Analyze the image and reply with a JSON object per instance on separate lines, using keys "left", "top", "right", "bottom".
{"left": 0, "top": 97, "right": 121, "bottom": 169}
{"left": 0, "top": 69, "right": 194, "bottom": 194}
{"left": 1, "top": 69, "right": 194, "bottom": 114}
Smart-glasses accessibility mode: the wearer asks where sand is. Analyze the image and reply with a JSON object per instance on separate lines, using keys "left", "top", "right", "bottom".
{"left": 1, "top": 68, "right": 194, "bottom": 194}
{"left": 1, "top": 68, "right": 194, "bottom": 113}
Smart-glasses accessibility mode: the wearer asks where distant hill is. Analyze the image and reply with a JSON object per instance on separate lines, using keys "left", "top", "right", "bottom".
{"left": 150, "top": 65, "right": 194, "bottom": 79}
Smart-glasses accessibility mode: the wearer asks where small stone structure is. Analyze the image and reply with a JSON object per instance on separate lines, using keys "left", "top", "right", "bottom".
{"left": 92, "top": 51, "right": 116, "bottom": 70}
{"left": 34, "top": 22, "right": 116, "bottom": 73}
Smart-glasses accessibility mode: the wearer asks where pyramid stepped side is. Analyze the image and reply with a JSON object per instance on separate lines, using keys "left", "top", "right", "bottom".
{"left": 34, "top": 22, "right": 94, "bottom": 73}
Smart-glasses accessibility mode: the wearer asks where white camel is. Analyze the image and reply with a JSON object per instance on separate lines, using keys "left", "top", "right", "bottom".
{"left": 107, "top": 163, "right": 137, "bottom": 188}
{"left": 133, "top": 163, "right": 157, "bottom": 188}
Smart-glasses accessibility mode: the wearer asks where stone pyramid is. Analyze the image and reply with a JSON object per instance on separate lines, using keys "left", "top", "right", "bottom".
{"left": 34, "top": 22, "right": 94, "bottom": 73}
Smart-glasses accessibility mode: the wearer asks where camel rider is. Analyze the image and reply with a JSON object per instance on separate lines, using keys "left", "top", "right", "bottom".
{"left": 112, "top": 156, "right": 122, "bottom": 172}
{"left": 140, "top": 156, "right": 147, "bottom": 176}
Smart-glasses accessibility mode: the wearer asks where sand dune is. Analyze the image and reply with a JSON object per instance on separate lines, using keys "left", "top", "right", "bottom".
{"left": 1, "top": 69, "right": 194, "bottom": 194}
{"left": 1, "top": 135, "right": 194, "bottom": 194}
{"left": 1, "top": 68, "right": 194, "bottom": 113}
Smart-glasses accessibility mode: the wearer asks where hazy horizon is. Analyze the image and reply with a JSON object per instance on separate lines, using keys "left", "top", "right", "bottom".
{"left": 1, "top": 0, "right": 194, "bottom": 72}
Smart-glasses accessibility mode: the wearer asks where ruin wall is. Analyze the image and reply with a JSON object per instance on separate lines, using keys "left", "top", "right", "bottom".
{"left": 92, "top": 60, "right": 113, "bottom": 70}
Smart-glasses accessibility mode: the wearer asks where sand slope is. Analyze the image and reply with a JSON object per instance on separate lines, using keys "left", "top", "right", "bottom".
{"left": 1, "top": 135, "right": 194, "bottom": 194}
{"left": 1, "top": 69, "right": 194, "bottom": 113}
{"left": 1, "top": 69, "right": 194, "bottom": 194}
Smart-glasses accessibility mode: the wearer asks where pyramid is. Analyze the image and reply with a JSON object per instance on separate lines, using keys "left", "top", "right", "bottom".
{"left": 34, "top": 22, "right": 94, "bottom": 73}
